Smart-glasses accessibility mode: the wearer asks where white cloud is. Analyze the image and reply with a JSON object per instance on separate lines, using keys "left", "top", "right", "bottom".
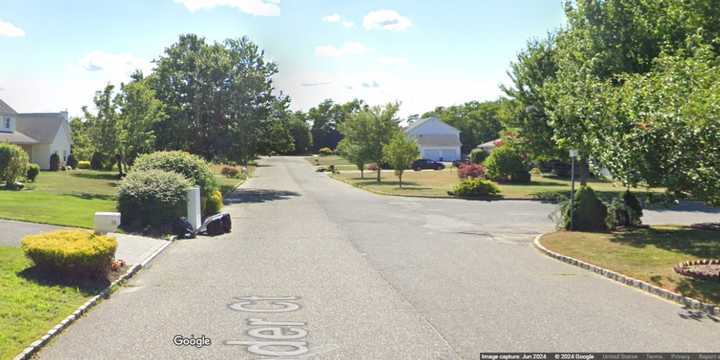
{"left": 322, "top": 14, "right": 341, "bottom": 23}
{"left": 377, "top": 56, "right": 408, "bottom": 65}
{"left": 315, "top": 42, "right": 369, "bottom": 58}
{"left": 79, "top": 51, "right": 152, "bottom": 80}
{"left": 0, "top": 20, "right": 25, "bottom": 37}
{"left": 322, "top": 14, "right": 354, "bottom": 29}
{"left": 174, "top": 0, "right": 280, "bottom": 16}
{"left": 363, "top": 10, "right": 412, "bottom": 31}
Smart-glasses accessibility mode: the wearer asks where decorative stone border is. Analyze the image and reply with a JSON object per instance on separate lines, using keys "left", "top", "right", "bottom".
{"left": 533, "top": 233, "right": 720, "bottom": 316}
{"left": 13, "top": 237, "right": 176, "bottom": 360}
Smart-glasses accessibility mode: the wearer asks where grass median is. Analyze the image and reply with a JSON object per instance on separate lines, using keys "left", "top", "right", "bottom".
{"left": 540, "top": 227, "right": 720, "bottom": 305}
{"left": 0, "top": 247, "right": 107, "bottom": 359}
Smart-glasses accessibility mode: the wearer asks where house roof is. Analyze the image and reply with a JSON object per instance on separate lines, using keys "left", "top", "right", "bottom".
{"left": 414, "top": 134, "right": 462, "bottom": 147}
{"left": 16, "top": 113, "right": 67, "bottom": 144}
{"left": 0, "top": 99, "right": 17, "bottom": 114}
{"left": 0, "top": 130, "right": 39, "bottom": 145}
{"left": 478, "top": 139, "right": 501, "bottom": 149}
{"left": 404, "top": 116, "right": 460, "bottom": 134}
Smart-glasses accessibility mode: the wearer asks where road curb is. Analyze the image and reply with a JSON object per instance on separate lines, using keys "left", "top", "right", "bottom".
{"left": 13, "top": 236, "right": 177, "bottom": 360}
{"left": 533, "top": 233, "right": 719, "bottom": 316}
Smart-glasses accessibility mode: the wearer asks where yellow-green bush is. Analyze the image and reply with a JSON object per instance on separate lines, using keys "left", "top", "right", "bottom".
{"left": 21, "top": 230, "right": 118, "bottom": 278}
{"left": 205, "top": 190, "right": 224, "bottom": 215}
{"left": 77, "top": 160, "right": 91, "bottom": 169}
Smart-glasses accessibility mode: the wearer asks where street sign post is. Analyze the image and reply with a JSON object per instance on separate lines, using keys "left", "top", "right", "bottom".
{"left": 569, "top": 149, "right": 578, "bottom": 230}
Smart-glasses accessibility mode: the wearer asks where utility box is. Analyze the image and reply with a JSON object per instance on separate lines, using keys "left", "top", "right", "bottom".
{"left": 186, "top": 186, "right": 201, "bottom": 231}
{"left": 95, "top": 212, "right": 121, "bottom": 234}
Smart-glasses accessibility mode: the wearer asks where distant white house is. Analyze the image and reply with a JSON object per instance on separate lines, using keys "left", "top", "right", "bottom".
{"left": 404, "top": 117, "right": 461, "bottom": 161}
{"left": 477, "top": 138, "right": 501, "bottom": 153}
{"left": 0, "top": 99, "right": 72, "bottom": 170}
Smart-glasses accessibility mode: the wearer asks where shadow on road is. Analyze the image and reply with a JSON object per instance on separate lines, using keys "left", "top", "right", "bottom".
{"left": 225, "top": 189, "right": 300, "bottom": 204}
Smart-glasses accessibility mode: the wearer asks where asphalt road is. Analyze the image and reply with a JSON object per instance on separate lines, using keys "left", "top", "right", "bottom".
{"left": 0, "top": 219, "right": 61, "bottom": 247}
{"left": 38, "top": 157, "right": 720, "bottom": 359}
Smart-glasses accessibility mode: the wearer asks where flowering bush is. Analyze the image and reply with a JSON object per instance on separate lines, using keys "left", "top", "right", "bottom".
{"left": 457, "top": 163, "right": 486, "bottom": 179}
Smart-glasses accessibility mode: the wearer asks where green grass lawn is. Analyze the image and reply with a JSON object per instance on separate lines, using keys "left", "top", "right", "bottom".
{"left": 540, "top": 227, "right": 720, "bottom": 305}
{"left": 331, "top": 167, "right": 663, "bottom": 201}
{"left": 0, "top": 170, "right": 119, "bottom": 228}
{"left": 0, "top": 165, "right": 252, "bottom": 229}
{"left": 0, "top": 247, "right": 106, "bottom": 359}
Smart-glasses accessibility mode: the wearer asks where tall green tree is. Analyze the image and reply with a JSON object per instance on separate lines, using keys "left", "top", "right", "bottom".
{"left": 339, "top": 103, "right": 401, "bottom": 182}
{"left": 83, "top": 84, "right": 119, "bottom": 171}
{"left": 286, "top": 112, "right": 313, "bottom": 155}
{"left": 501, "top": 35, "right": 562, "bottom": 162}
{"left": 309, "top": 99, "right": 367, "bottom": 151}
{"left": 383, "top": 133, "right": 419, "bottom": 188}
{"left": 337, "top": 138, "right": 368, "bottom": 179}
{"left": 151, "top": 34, "right": 284, "bottom": 164}
{"left": 115, "top": 76, "right": 166, "bottom": 171}
{"left": 69, "top": 117, "right": 93, "bottom": 161}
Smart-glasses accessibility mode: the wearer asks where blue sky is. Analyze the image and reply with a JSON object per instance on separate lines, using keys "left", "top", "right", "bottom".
{"left": 0, "top": 0, "right": 565, "bottom": 117}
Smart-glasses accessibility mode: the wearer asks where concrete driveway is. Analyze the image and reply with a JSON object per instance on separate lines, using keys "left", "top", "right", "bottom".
{"left": 38, "top": 157, "right": 720, "bottom": 359}
{"left": 0, "top": 219, "right": 61, "bottom": 247}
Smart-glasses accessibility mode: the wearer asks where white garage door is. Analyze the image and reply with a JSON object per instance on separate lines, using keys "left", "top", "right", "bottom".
{"left": 422, "top": 148, "right": 458, "bottom": 161}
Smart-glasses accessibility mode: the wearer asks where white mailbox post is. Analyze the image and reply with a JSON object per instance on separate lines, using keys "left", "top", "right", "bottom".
{"left": 95, "top": 212, "right": 121, "bottom": 234}
{"left": 186, "top": 186, "right": 202, "bottom": 231}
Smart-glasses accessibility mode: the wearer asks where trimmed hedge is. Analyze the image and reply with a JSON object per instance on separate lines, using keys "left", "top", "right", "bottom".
{"left": 21, "top": 230, "right": 117, "bottom": 278}
{"left": 118, "top": 170, "right": 191, "bottom": 229}
{"left": 133, "top": 151, "right": 217, "bottom": 198}
{"left": 205, "top": 190, "right": 224, "bottom": 215}
{"left": 49, "top": 153, "right": 61, "bottom": 171}
{"left": 450, "top": 178, "right": 500, "bottom": 198}
{"left": 77, "top": 160, "right": 91, "bottom": 169}
{"left": 484, "top": 145, "right": 528, "bottom": 183}
{"left": 563, "top": 186, "right": 608, "bottom": 231}
{"left": 319, "top": 147, "right": 333, "bottom": 156}
{"left": 26, "top": 163, "right": 40, "bottom": 182}
{"left": 457, "top": 163, "right": 486, "bottom": 179}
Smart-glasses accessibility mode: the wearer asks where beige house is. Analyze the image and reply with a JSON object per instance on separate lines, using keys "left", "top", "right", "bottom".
{"left": 0, "top": 99, "right": 72, "bottom": 169}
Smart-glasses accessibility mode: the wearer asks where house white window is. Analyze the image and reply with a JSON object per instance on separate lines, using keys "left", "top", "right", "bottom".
{"left": 3, "top": 117, "right": 9, "bottom": 130}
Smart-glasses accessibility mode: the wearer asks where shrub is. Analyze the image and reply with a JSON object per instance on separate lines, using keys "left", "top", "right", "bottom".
{"left": 457, "top": 163, "right": 486, "bottom": 179}
{"left": 607, "top": 191, "right": 643, "bottom": 229}
{"left": 133, "top": 151, "right": 217, "bottom": 197}
{"left": 319, "top": 147, "right": 333, "bottom": 156}
{"left": 77, "top": 160, "right": 91, "bottom": 169}
{"left": 450, "top": 178, "right": 500, "bottom": 198}
{"left": 49, "top": 153, "right": 61, "bottom": 171}
{"left": 562, "top": 186, "right": 608, "bottom": 231}
{"left": 66, "top": 153, "right": 78, "bottom": 168}
{"left": 205, "top": 190, "right": 224, "bottom": 215}
{"left": 469, "top": 148, "right": 488, "bottom": 164}
{"left": 90, "top": 152, "right": 104, "bottom": 170}
{"left": 26, "top": 163, "right": 40, "bottom": 182}
{"left": 221, "top": 166, "right": 241, "bottom": 178}
{"left": 0, "top": 143, "right": 29, "bottom": 186}
{"left": 21, "top": 230, "right": 117, "bottom": 278}
{"left": 530, "top": 167, "right": 542, "bottom": 176}
{"left": 118, "top": 170, "right": 191, "bottom": 229}
{"left": 510, "top": 170, "right": 532, "bottom": 184}
{"left": 484, "top": 145, "right": 527, "bottom": 183}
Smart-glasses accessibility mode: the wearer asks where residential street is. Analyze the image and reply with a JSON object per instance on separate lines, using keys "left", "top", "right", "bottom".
{"left": 39, "top": 157, "right": 720, "bottom": 359}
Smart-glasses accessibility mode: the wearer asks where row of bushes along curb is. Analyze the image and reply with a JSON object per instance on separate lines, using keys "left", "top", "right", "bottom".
{"left": 533, "top": 233, "right": 720, "bottom": 316}
{"left": 13, "top": 238, "right": 175, "bottom": 360}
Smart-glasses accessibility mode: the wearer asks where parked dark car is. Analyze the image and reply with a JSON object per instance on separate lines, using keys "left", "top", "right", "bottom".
{"left": 452, "top": 159, "right": 471, "bottom": 167}
{"left": 412, "top": 159, "right": 445, "bottom": 171}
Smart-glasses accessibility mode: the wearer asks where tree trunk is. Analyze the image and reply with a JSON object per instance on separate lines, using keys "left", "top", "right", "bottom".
{"left": 579, "top": 159, "right": 589, "bottom": 186}
{"left": 360, "top": 168, "right": 364, "bottom": 179}
{"left": 399, "top": 173, "right": 403, "bottom": 188}
{"left": 376, "top": 167, "right": 381, "bottom": 183}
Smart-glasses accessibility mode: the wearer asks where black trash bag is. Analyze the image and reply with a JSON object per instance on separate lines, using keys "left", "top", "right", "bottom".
{"left": 173, "top": 218, "right": 196, "bottom": 239}
{"left": 200, "top": 212, "right": 232, "bottom": 236}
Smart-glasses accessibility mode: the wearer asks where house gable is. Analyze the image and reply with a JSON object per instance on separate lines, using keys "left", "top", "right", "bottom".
{"left": 405, "top": 117, "right": 460, "bottom": 137}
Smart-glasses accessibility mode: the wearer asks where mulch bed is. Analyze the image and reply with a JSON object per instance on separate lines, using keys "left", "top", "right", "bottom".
{"left": 674, "top": 259, "right": 720, "bottom": 280}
